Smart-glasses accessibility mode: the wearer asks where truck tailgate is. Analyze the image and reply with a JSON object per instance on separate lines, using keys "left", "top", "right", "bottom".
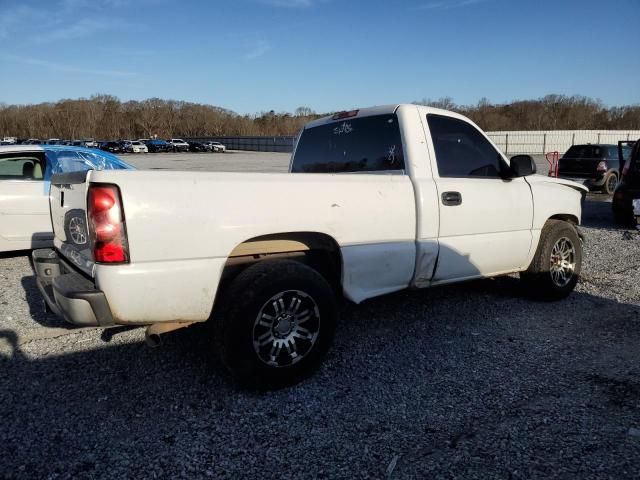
{"left": 49, "top": 170, "right": 94, "bottom": 277}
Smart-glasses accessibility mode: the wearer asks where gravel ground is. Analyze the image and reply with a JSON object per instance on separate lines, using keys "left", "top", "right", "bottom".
{"left": 0, "top": 158, "right": 639, "bottom": 478}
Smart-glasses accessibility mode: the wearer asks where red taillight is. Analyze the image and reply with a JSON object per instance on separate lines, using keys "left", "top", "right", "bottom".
{"left": 596, "top": 161, "right": 607, "bottom": 172}
{"left": 331, "top": 109, "right": 359, "bottom": 120}
{"left": 88, "top": 184, "right": 129, "bottom": 264}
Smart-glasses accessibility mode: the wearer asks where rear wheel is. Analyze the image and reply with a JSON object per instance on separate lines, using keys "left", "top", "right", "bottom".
{"left": 603, "top": 173, "right": 618, "bottom": 195}
{"left": 521, "top": 220, "right": 582, "bottom": 301}
{"left": 214, "top": 259, "right": 337, "bottom": 389}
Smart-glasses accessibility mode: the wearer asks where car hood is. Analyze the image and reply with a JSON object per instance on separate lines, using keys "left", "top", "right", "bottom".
{"left": 525, "top": 174, "right": 589, "bottom": 193}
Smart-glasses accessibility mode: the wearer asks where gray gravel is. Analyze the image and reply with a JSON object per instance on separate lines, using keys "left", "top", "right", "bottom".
{"left": 1, "top": 156, "right": 639, "bottom": 478}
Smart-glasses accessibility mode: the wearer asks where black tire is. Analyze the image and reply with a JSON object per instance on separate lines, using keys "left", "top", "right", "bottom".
{"left": 603, "top": 173, "right": 618, "bottom": 195}
{"left": 520, "top": 220, "right": 582, "bottom": 301}
{"left": 214, "top": 259, "right": 337, "bottom": 389}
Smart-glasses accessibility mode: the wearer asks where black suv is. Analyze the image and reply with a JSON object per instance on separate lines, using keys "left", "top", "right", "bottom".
{"left": 557, "top": 143, "right": 632, "bottom": 194}
{"left": 612, "top": 140, "right": 640, "bottom": 226}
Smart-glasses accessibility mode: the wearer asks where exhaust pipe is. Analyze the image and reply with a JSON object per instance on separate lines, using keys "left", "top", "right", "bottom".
{"left": 145, "top": 321, "right": 195, "bottom": 348}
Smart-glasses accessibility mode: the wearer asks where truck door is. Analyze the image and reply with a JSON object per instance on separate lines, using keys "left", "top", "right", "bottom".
{"left": 425, "top": 114, "right": 533, "bottom": 282}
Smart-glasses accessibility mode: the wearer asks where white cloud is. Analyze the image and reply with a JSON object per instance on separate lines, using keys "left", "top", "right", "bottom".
{"left": 416, "top": 0, "right": 489, "bottom": 10}
{"left": 257, "top": 0, "right": 314, "bottom": 7}
{"left": 1, "top": 54, "right": 137, "bottom": 77}
{"left": 245, "top": 39, "right": 271, "bottom": 59}
{"left": 0, "top": 0, "right": 146, "bottom": 44}
{"left": 33, "top": 18, "right": 112, "bottom": 43}
{"left": 0, "top": 5, "right": 41, "bottom": 39}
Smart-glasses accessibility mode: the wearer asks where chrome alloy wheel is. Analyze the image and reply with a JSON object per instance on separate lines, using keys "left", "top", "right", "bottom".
{"left": 549, "top": 237, "right": 576, "bottom": 287}
{"left": 252, "top": 290, "right": 321, "bottom": 367}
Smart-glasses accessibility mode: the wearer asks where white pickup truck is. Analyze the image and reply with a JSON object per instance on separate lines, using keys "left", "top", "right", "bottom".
{"left": 33, "top": 104, "right": 587, "bottom": 387}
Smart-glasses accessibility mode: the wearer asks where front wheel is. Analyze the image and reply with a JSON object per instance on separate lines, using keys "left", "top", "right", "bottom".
{"left": 520, "top": 220, "right": 582, "bottom": 301}
{"left": 214, "top": 259, "right": 337, "bottom": 389}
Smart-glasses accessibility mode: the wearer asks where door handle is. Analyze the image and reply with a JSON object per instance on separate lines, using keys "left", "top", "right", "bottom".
{"left": 441, "top": 191, "right": 462, "bottom": 206}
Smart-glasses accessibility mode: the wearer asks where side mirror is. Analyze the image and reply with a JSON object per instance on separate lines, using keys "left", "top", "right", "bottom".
{"left": 510, "top": 155, "right": 536, "bottom": 177}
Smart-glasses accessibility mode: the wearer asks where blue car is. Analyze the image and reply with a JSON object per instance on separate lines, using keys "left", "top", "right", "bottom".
{"left": 0, "top": 145, "right": 133, "bottom": 252}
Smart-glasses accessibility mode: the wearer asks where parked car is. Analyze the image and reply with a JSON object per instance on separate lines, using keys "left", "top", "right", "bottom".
{"left": 121, "top": 140, "right": 148, "bottom": 153}
{"left": 557, "top": 143, "right": 633, "bottom": 195}
{"left": 46, "top": 138, "right": 62, "bottom": 145}
{"left": 34, "top": 104, "right": 587, "bottom": 388}
{"left": 188, "top": 141, "right": 210, "bottom": 152}
{"left": 100, "top": 141, "right": 125, "bottom": 153}
{"left": 613, "top": 140, "right": 640, "bottom": 226}
{"left": 0, "top": 145, "right": 132, "bottom": 252}
{"left": 204, "top": 141, "right": 226, "bottom": 153}
{"left": 23, "top": 139, "right": 42, "bottom": 145}
{"left": 144, "top": 139, "right": 172, "bottom": 153}
{"left": 166, "top": 138, "right": 190, "bottom": 152}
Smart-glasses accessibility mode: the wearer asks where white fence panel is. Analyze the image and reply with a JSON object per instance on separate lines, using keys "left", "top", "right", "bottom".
{"left": 487, "top": 130, "right": 640, "bottom": 155}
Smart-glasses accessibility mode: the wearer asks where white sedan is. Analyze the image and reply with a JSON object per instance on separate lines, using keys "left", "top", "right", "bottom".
{"left": 122, "top": 140, "right": 148, "bottom": 153}
{"left": 0, "top": 145, "right": 132, "bottom": 252}
{"left": 204, "top": 141, "right": 226, "bottom": 153}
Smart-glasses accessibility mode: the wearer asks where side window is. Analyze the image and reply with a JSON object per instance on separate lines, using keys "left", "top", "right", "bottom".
{"left": 291, "top": 114, "right": 405, "bottom": 173}
{"left": 0, "top": 154, "right": 45, "bottom": 180}
{"left": 427, "top": 114, "right": 504, "bottom": 178}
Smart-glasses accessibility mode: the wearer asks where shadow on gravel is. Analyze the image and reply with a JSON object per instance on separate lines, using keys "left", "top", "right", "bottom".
{"left": 0, "top": 250, "right": 31, "bottom": 260}
{"left": 2, "top": 277, "right": 640, "bottom": 479}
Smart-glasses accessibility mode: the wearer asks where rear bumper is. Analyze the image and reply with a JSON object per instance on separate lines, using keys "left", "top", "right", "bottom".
{"left": 33, "top": 248, "right": 114, "bottom": 327}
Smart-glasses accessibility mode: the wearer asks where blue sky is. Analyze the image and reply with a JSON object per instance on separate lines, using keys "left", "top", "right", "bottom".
{"left": 0, "top": 0, "right": 638, "bottom": 114}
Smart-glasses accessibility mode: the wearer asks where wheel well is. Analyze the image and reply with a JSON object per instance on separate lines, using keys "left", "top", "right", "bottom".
{"left": 221, "top": 232, "right": 343, "bottom": 293}
{"left": 548, "top": 214, "right": 579, "bottom": 226}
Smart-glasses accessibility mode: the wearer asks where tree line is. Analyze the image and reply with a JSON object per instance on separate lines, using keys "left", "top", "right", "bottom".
{"left": 1, "top": 94, "right": 638, "bottom": 140}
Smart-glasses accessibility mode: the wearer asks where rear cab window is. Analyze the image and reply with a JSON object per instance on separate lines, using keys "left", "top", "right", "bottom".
{"left": 291, "top": 114, "right": 405, "bottom": 173}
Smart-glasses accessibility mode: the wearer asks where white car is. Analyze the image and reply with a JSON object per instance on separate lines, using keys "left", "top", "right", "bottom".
{"left": 166, "top": 138, "right": 190, "bottom": 152}
{"left": 0, "top": 145, "right": 132, "bottom": 252}
{"left": 34, "top": 104, "right": 587, "bottom": 388}
{"left": 205, "top": 141, "right": 226, "bottom": 153}
{"left": 121, "top": 140, "right": 148, "bottom": 153}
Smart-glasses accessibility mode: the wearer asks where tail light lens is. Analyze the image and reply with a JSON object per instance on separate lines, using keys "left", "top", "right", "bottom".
{"left": 596, "top": 161, "right": 607, "bottom": 172}
{"left": 88, "top": 184, "right": 129, "bottom": 264}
